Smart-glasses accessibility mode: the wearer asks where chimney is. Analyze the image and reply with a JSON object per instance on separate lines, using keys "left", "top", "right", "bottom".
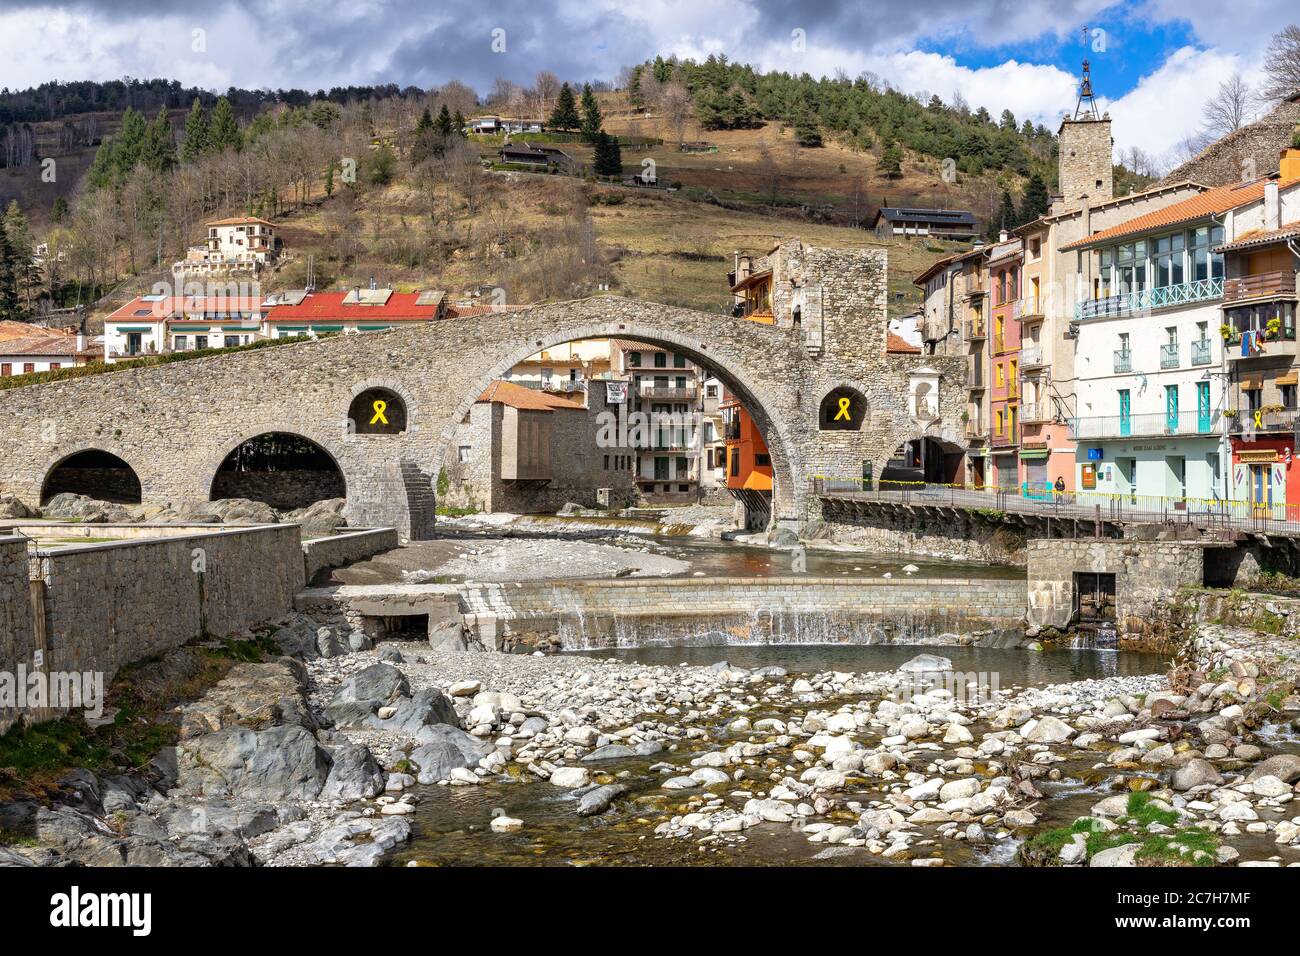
{"left": 999, "top": 229, "right": 1009, "bottom": 242}
{"left": 1264, "top": 180, "right": 1281, "bottom": 232}
{"left": 76, "top": 334, "right": 86, "bottom": 351}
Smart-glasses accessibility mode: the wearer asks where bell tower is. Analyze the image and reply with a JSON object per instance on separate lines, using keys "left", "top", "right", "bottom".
{"left": 1057, "top": 58, "right": 1113, "bottom": 211}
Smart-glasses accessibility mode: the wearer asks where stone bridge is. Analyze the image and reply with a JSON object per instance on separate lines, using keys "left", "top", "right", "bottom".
{"left": 0, "top": 289, "right": 965, "bottom": 538}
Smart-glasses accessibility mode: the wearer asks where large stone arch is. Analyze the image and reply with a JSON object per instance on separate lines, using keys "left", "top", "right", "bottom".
{"left": 207, "top": 428, "right": 349, "bottom": 510}
{"left": 437, "top": 318, "right": 806, "bottom": 525}
{"left": 39, "top": 445, "right": 144, "bottom": 505}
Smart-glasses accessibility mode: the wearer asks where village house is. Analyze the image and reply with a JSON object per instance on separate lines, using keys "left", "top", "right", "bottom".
{"left": 498, "top": 143, "right": 575, "bottom": 173}
{"left": 0, "top": 323, "right": 99, "bottom": 377}
{"left": 175, "top": 216, "right": 281, "bottom": 276}
{"left": 1065, "top": 163, "right": 1300, "bottom": 506}
{"left": 870, "top": 207, "right": 980, "bottom": 242}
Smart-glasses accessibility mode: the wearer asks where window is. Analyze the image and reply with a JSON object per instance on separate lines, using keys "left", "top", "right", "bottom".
{"left": 23, "top": 363, "right": 35, "bottom": 373}
{"left": 628, "top": 351, "right": 641, "bottom": 367}
{"left": 49, "top": 363, "right": 60, "bottom": 370}
{"left": 0, "top": 364, "right": 9, "bottom": 376}
{"left": 730, "top": 450, "right": 740, "bottom": 476}
{"left": 224, "top": 335, "right": 241, "bottom": 348}
{"left": 653, "top": 352, "right": 666, "bottom": 368}
{"left": 1190, "top": 226, "right": 1225, "bottom": 282}
{"left": 755, "top": 453, "right": 771, "bottom": 467}
{"left": 995, "top": 363, "right": 1004, "bottom": 387}
{"left": 995, "top": 409, "right": 1004, "bottom": 435}
{"left": 1283, "top": 384, "right": 1297, "bottom": 409}
{"left": 1166, "top": 326, "right": 1178, "bottom": 345}
{"left": 604, "top": 454, "right": 610, "bottom": 470}
{"left": 195, "top": 335, "right": 208, "bottom": 349}
{"left": 1118, "top": 332, "right": 1130, "bottom": 353}
{"left": 1153, "top": 232, "right": 1185, "bottom": 288}
{"left": 705, "top": 384, "right": 718, "bottom": 398}
{"left": 457, "top": 445, "right": 471, "bottom": 462}
{"left": 174, "top": 335, "right": 188, "bottom": 351}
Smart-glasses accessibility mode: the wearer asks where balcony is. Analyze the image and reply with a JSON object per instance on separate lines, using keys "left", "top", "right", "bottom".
{"left": 1191, "top": 339, "right": 1212, "bottom": 366}
{"left": 1160, "top": 343, "right": 1180, "bottom": 369}
{"left": 1020, "top": 297, "right": 1044, "bottom": 320}
{"left": 638, "top": 383, "right": 698, "bottom": 400}
{"left": 993, "top": 334, "right": 1006, "bottom": 353}
{"left": 964, "top": 420, "right": 988, "bottom": 442}
{"left": 963, "top": 320, "right": 986, "bottom": 341}
{"left": 990, "top": 428, "right": 1019, "bottom": 448}
{"left": 1020, "top": 344, "right": 1045, "bottom": 367}
{"left": 1225, "top": 323, "right": 1297, "bottom": 359}
{"left": 1227, "top": 406, "right": 1300, "bottom": 434}
{"left": 1222, "top": 271, "right": 1297, "bottom": 305}
{"left": 966, "top": 370, "right": 986, "bottom": 390}
{"left": 1069, "top": 409, "right": 1221, "bottom": 440}
{"left": 1021, "top": 403, "right": 1050, "bottom": 423}
{"left": 1075, "top": 277, "right": 1224, "bottom": 321}
{"left": 963, "top": 278, "right": 987, "bottom": 299}
{"left": 1113, "top": 349, "right": 1132, "bottom": 373}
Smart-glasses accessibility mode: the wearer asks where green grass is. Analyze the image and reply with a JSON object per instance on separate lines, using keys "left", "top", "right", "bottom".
{"left": 1025, "top": 793, "right": 1220, "bottom": 867}
{"left": 436, "top": 505, "right": 479, "bottom": 517}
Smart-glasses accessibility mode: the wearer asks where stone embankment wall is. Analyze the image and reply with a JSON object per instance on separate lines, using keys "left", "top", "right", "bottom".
{"left": 1026, "top": 539, "right": 1204, "bottom": 649}
{"left": 210, "top": 469, "right": 346, "bottom": 510}
{"left": 302, "top": 527, "right": 400, "bottom": 582}
{"left": 814, "top": 503, "right": 1031, "bottom": 564}
{"left": 458, "top": 575, "right": 1027, "bottom": 649}
{"left": 0, "top": 526, "right": 307, "bottom": 729}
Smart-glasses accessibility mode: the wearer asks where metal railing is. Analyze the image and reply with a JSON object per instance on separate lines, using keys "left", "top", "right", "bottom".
{"left": 1076, "top": 277, "right": 1224, "bottom": 321}
{"left": 639, "top": 384, "right": 697, "bottom": 400}
{"left": 811, "top": 477, "right": 1300, "bottom": 537}
{"left": 1070, "top": 409, "right": 1220, "bottom": 439}
{"left": 1020, "top": 403, "right": 1049, "bottom": 423}
{"left": 1113, "top": 349, "right": 1132, "bottom": 373}
{"left": 1020, "top": 344, "right": 1044, "bottom": 366}
{"left": 1227, "top": 407, "right": 1300, "bottom": 434}
{"left": 963, "top": 320, "right": 986, "bottom": 340}
{"left": 1160, "top": 343, "right": 1180, "bottom": 369}
{"left": 1191, "top": 339, "right": 1212, "bottom": 365}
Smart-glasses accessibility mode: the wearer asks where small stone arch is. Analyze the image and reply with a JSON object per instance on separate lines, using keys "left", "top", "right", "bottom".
{"left": 210, "top": 431, "right": 347, "bottom": 510}
{"left": 41, "top": 447, "right": 143, "bottom": 505}
{"left": 349, "top": 387, "right": 408, "bottom": 435}
{"left": 818, "top": 385, "right": 867, "bottom": 431}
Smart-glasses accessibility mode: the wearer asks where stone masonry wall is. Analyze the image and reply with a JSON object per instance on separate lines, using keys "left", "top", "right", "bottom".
{"left": 0, "top": 536, "right": 36, "bottom": 733}
{"left": 32, "top": 525, "right": 305, "bottom": 685}
{"left": 1160, "top": 98, "right": 1300, "bottom": 187}
{"left": 0, "top": 293, "right": 964, "bottom": 538}
{"left": 1026, "top": 538, "right": 1203, "bottom": 646}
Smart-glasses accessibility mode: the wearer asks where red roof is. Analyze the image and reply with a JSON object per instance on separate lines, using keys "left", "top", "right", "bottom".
{"left": 267, "top": 291, "right": 442, "bottom": 322}
{"left": 886, "top": 332, "right": 921, "bottom": 354}
{"left": 107, "top": 295, "right": 266, "bottom": 321}
{"left": 1062, "top": 178, "right": 1300, "bottom": 251}
{"left": 477, "top": 380, "right": 585, "bottom": 411}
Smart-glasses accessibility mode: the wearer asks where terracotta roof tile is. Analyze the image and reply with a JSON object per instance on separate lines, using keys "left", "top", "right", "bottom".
{"left": 477, "top": 380, "right": 586, "bottom": 410}
{"left": 1062, "top": 178, "right": 1300, "bottom": 251}
{"left": 1215, "top": 221, "right": 1300, "bottom": 252}
{"left": 266, "top": 291, "right": 442, "bottom": 321}
{"left": 886, "top": 332, "right": 921, "bottom": 354}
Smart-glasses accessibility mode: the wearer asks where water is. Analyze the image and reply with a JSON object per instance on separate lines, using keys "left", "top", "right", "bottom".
{"left": 388, "top": 642, "right": 1168, "bottom": 868}
{"left": 562, "top": 644, "right": 1167, "bottom": 684}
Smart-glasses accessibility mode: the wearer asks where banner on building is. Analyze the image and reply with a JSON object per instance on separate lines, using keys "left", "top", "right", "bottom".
{"left": 605, "top": 381, "right": 628, "bottom": 405}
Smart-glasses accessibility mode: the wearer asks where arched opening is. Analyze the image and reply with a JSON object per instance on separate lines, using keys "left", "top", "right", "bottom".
{"left": 41, "top": 449, "right": 142, "bottom": 505}
{"left": 819, "top": 386, "right": 866, "bottom": 431}
{"left": 210, "top": 432, "right": 345, "bottom": 510}
{"left": 881, "top": 436, "right": 965, "bottom": 487}
{"left": 439, "top": 332, "right": 791, "bottom": 531}
{"left": 349, "top": 388, "right": 407, "bottom": 435}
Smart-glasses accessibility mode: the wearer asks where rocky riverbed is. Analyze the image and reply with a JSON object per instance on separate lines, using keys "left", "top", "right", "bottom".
{"left": 4, "top": 611, "right": 1296, "bottom": 868}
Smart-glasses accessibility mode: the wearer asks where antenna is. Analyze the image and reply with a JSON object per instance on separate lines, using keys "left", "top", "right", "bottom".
{"left": 1073, "top": 56, "right": 1101, "bottom": 121}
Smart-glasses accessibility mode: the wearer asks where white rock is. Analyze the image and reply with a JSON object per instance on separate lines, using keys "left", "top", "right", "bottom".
{"left": 549, "top": 767, "right": 591, "bottom": 788}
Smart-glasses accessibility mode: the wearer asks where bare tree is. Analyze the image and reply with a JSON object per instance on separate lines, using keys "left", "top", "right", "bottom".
{"left": 532, "top": 71, "right": 560, "bottom": 118}
{"left": 656, "top": 79, "right": 692, "bottom": 148}
{"left": 1201, "top": 72, "right": 1258, "bottom": 139}
{"left": 1262, "top": 24, "right": 1300, "bottom": 103}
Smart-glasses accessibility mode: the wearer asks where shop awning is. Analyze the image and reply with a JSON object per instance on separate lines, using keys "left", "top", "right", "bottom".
{"left": 1019, "top": 448, "right": 1050, "bottom": 460}
{"left": 1277, "top": 372, "right": 1298, "bottom": 386}
{"left": 1241, "top": 376, "right": 1264, "bottom": 391}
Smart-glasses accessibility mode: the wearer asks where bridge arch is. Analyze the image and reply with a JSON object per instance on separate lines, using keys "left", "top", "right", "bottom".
{"left": 436, "top": 318, "right": 804, "bottom": 526}
{"left": 208, "top": 430, "right": 348, "bottom": 511}
{"left": 40, "top": 447, "right": 143, "bottom": 505}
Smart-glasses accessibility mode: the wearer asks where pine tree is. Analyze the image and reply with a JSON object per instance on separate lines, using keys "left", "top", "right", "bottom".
{"left": 628, "top": 65, "right": 644, "bottom": 108}
{"left": 580, "top": 83, "right": 602, "bottom": 143}
{"left": 51, "top": 196, "right": 69, "bottom": 223}
{"left": 1018, "top": 172, "right": 1051, "bottom": 226}
{"left": 0, "top": 221, "right": 20, "bottom": 321}
{"left": 113, "top": 106, "right": 147, "bottom": 179}
{"left": 435, "top": 104, "right": 454, "bottom": 138}
{"left": 794, "top": 112, "right": 823, "bottom": 148}
{"left": 180, "top": 97, "right": 209, "bottom": 163}
{"left": 879, "top": 140, "right": 903, "bottom": 178}
{"left": 991, "top": 189, "right": 1017, "bottom": 239}
{"left": 416, "top": 107, "right": 434, "bottom": 133}
{"left": 3, "top": 201, "right": 32, "bottom": 312}
{"left": 324, "top": 161, "right": 335, "bottom": 198}
{"left": 453, "top": 109, "right": 466, "bottom": 135}
{"left": 592, "top": 131, "right": 623, "bottom": 177}
{"left": 142, "top": 106, "right": 176, "bottom": 173}
{"left": 548, "top": 83, "right": 580, "bottom": 132}
{"left": 209, "top": 96, "right": 241, "bottom": 152}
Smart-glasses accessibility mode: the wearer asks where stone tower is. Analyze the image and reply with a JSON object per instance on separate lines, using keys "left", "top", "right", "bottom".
{"left": 1056, "top": 59, "right": 1113, "bottom": 211}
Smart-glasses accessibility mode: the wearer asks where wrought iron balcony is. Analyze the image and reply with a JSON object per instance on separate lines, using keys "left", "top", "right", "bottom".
{"left": 1191, "top": 339, "right": 1212, "bottom": 365}
{"left": 1113, "top": 349, "right": 1132, "bottom": 373}
{"left": 963, "top": 320, "right": 986, "bottom": 340}
{"left": 1020, "top": 344, "right": 1045, "bottom": 367}
{"left": 1160, "top": 343, "right": 1180, "bottom": 369}
{"left": 1069, "top": 409, "right": 1221, "bottom": 440}
{"left": 1075, "top": 277, "right": 1224, "bottom": 321}
{"left": 1227, "top": 406, "right": 1300, "bottom": 434}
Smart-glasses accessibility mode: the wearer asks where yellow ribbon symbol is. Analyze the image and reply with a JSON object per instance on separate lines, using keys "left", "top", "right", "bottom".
{"left": 834, "top": 396, "right": 852, "bottom": 421}
{"left": 1254, "top": 409, "right": 1263, "bottom": 429}
{"left": 370, "top": 400, "right": 389, "bottom": 426}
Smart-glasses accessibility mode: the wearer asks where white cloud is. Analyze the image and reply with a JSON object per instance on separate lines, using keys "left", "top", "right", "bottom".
{"left": 1102, "top": 45, "right": 1268, "bottom": 163}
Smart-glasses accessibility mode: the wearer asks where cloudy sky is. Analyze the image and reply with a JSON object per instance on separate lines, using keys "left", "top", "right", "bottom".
{"left": 1, "top": 0, "right": 1294, "bottom": 163}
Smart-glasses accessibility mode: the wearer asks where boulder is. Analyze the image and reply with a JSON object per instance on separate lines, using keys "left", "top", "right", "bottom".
{"left": 1024, "top": 715, "right": 1075, "bottom": 744}
{"left": 898, "top": 653, "right": 954, "bottom": 673}
{"left": 174, "top": 724, "right": 330, "bottom": 802}
{"left": 1090, "top": 843, "right": 1141, "bottom": 867}
{"left": 576, "top": 784, "right": 627, "bottom": 816}
{"left": 1171, "top": 758, "right": 1223, "bottom": 791}
{"left": 548, "top": 767, "right": 591, "bottom": 788}
{"left": 1248, "top": 754, "right": 1300, "bottom": 784}
{"left": 318, "top": 743, "right": 385, "bottom": 801}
